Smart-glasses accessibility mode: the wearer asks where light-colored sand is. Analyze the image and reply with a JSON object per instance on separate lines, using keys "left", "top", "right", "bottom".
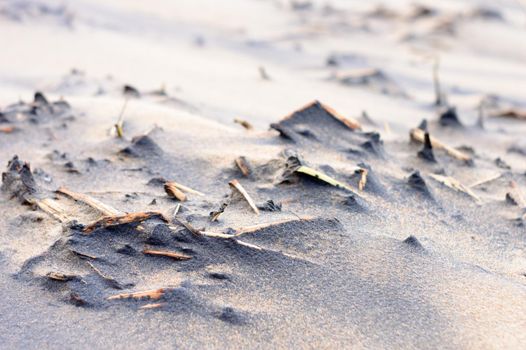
{"left": 1, "top": 1, "right": 526, "bottom": 349}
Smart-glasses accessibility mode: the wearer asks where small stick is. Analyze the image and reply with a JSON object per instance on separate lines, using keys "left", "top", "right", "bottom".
{"left": 57, "top": 187, "right": 123, "bottom": 216}
{"left": 229, "top": 179, "right": 259, "bottom": 215}
{"left": 235, "top": 156, "right": 251, "bottom": 177}
{"left": 234, "top": 118, "right": 253, "bottom": 130}
{"left": 143, "top": 249, "right": 192, "bottom": 260}
{"left": 83, "top": 211, "right": 168, "bottom": 233}
{"left": 107, "top": 288, "right": 173, "bottom": 301}
{"left": 164, "top": 182, "right": 186, "bottom": 201}
{"left": 410, "top": 128, "right": 471, "bottom": 162}
{"left": 295, "top": 165, "right": 359, "bottom": 194}
{"left": 167, "top": 181, "right": 204, "bottom": 196}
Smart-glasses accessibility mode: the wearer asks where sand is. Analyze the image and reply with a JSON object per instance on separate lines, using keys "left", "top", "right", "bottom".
{"left": 1, "top": 0, "right": 526, "bottom": 349}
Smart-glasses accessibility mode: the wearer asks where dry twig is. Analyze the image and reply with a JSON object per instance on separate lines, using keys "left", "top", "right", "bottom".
{"left": 143, "top": 249, "right": 192, "bottom": 260}
{"left": 229, "top": 179, "right": 259, "bottom": 215}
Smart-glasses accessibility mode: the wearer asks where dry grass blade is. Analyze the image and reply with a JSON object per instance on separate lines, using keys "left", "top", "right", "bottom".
{"left": 295, "top": 165, "right": 359, "bottom": 194}
{"left": 57, "top": 187, "right": 123, "bottom": 216}
{"left": 234, "top": 118, "right": 253, "bottom": 130}
{"left": 164, "top": 182, "right": 187, "bottom": 201}
{"left": 229, "top": 179, "right": 259, "bottom": 215}
{"left": 83, "top": 211, "right": 168, "bottom": 233}
{"left": 107, "top": 288, "right": 173, "bottom": 301}
{"left": 410, "top": 128, "right": 471, "bottom": 162}
{"left": 428, "top": 173, "right": 481, "bottom": 203}
{"left": 143, "top": 249, "right": 192, "bottom": 260}
{"left": 235, "top": 156, "right": 251, "bottom": 177}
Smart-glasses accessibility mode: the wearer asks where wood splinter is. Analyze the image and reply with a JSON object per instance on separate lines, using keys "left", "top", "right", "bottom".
{"left": 143, "top": 249, "right": 192, "bottom": 260}
{"left": 107, "top": 287, "right": 174, "bottom": 301}
{"left": 229, "top": 179, "right": 259, "bottom": 215}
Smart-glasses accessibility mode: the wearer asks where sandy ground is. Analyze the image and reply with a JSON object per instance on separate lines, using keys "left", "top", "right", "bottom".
{"left": 1, "top": 0, "right": 526, "bottom": 349}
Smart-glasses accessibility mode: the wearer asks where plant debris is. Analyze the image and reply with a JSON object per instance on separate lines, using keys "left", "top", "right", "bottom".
{"left": 284, "top": 156, "right": 367, "bottom": 193}
{"left": 210, "top": 202, "right": 229, "bottom": 221}
{"left": 114, "top": 99, "right": 128, "bottom": 138}
{"left": 428, "top": 173, "right": 481, "bottom": 203}
{"left": 143, "top": 249, "right": 192, "bottom": 260}
{"left": 229, "top": 179, "right": 259, "bottom": 215}
{"left": 83, "top": 211, "right": 168, "bottom": 233}
{"left": 235, "top": 156, "right": 252, "bottom": 177}
{"left": 107, "top": 288, "right": 174, "bottom": 301}
{"left": 257, "top": 200, "right": 282, "bottom": 212}
{"left": 46, "top": 272, "right": 79, "bottom": 282}
{"left": 164, "top": 182, "right": 187, "bottom": 202}
{"left": 410, "top": 127, "right": 472, "bottom": 163}
{"left": 234, "top": 118, "right": 253, "bottom": 130}
{"left": 492, "top": 109, "right": 526, "bottom": 120}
